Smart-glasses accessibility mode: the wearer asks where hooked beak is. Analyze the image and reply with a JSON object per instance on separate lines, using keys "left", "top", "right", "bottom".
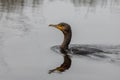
{"left": 49, "top": 24, "right": 57, "bottom": 27}
{"left": 49, "top": 24, "right": 63, "bottom": 31}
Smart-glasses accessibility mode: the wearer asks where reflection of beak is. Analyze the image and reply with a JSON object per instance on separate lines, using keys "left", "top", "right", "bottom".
{"left": 49, "top": 24, "right": 63, "bottom": 31}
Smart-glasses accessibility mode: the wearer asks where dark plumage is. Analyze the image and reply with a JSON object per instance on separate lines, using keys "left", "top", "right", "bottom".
{"left": 49, "top": 22, "right": 119, "bottom": 74}
{"left": 49, "top": 22, "right": 105, "bottom": 55}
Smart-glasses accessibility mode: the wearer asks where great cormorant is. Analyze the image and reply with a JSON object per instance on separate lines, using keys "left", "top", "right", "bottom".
{"left": 48, "top": 22, "right": 106, "bottom": 74}
{"left": 48, "top": 22, "right": 120, "bottom": 74}
{"left": 49, "top": 22, "right": 104, "bottom": 55}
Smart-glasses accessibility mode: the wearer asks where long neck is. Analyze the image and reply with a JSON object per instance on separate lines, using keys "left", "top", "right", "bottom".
{"left": 60, "top": 29, "right": 72, "bottom": 51}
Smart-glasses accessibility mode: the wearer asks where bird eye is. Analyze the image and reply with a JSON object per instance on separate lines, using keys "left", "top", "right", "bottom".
{"left": 61, "top": 24, "right": 64, "bottom": 26}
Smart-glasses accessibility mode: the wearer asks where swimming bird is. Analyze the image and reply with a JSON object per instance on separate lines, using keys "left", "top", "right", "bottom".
{"left": 49, "top": 22, "right": 105, "bottom": 56}
{"left": 48, "top": 22, "right": 117, "bottom": 74}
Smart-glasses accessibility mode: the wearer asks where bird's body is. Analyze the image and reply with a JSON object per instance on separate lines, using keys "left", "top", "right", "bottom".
{"left": 51, "top": 44, "right": 109, "bottom": 59}
{"left": 70, "top": 45, "right": 105, "bottom": 55}
{"left": 48, "top": 22, "right": 108, "bottom": 74}
{"left": 48, "top": 22, "right": 120, "bottom": 74}
{"left": 49, "top": 22, "right": 105, "bottom": 55}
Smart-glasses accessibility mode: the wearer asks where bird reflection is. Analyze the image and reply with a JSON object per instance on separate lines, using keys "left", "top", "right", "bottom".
{"left": 48, "top": 22, "right": 105, "bottom": 74}
{"left": 49, "top": 54, "right": 71, "bottom": 74}
{"left": 48, "top": 22, "right": 120, "bottom": 74}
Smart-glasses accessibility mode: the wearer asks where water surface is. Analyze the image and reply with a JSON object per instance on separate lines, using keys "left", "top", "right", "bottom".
{"left": 0, "top": 0, "right": 120, "bottom": 80}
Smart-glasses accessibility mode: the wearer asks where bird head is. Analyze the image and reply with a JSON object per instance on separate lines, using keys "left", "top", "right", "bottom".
{"left": 49, "top": 22, "right": 71, "bottom": 34}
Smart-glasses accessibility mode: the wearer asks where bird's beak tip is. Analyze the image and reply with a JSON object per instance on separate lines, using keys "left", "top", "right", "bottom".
{"left": 49, "top": 24, "right": 57, "bottom": 27}
{"left": 48, "top": 24, "right": 52, "bottom": 26}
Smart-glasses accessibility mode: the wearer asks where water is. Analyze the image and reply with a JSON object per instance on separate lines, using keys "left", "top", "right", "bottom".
{"left": 0, "top": 0, "right": 120, "bottom": 80}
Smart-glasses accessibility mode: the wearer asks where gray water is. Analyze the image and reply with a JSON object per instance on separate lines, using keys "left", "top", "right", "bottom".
{"left": 0, "top": 0, "right": 120, "bottom": 80}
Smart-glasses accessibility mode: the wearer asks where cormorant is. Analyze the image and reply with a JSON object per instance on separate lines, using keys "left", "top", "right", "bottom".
{"left": 48, "top": 22, "right": 107, "bottom": 74}
{"left": 49, "top": 22, "right": 105, "bottom": 55}
{"left": 48, "top": 22, "right": 120, "bottom": 74}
